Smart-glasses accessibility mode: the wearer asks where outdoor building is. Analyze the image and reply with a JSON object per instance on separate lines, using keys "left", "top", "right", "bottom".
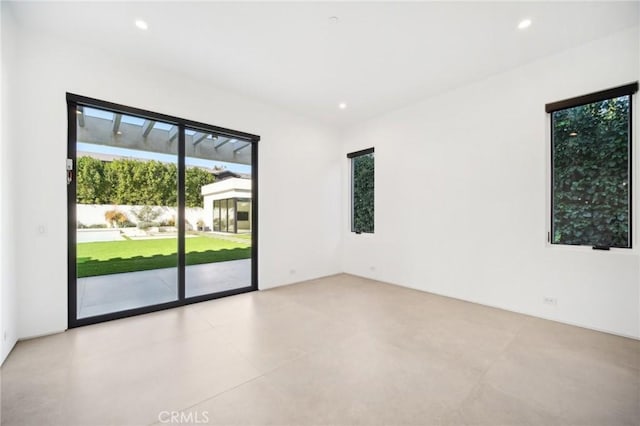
{"left": 201, "top": 173, "right": 252, "bottom": 233}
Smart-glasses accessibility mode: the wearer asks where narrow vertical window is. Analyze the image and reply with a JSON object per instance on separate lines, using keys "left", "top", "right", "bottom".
{"left": 547, "top": 83, "right": 637, "bottom": 248}
{"left": 348, "top": 148, "right": 375, "bottom": 233}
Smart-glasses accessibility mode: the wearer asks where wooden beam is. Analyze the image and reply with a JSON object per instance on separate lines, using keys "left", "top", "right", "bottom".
{"left": 214, "top": 137, "right": 232, "bottom": 150}
{"left": 77, "top": 107, "right": 85, "bottom": 127}
{"left": 233, "top": 142, "right": 251, "bottom": 153}
{"left": 112, "top": 114, "right": 122, "bottom": 134}
{"left": 142, "top": 120, "right": 155, "bottom": 137}
{"left": 193, "top": 133, "right": 208, "bottom": 146}
{"left": 169, "top": 127, "right": 178, "bottom": 142}
{"left": 77, "top": 116, "right": 252, "bottom": 165}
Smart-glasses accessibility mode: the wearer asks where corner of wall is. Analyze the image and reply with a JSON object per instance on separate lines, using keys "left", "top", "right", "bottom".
{"left": 339, "top": 26, "right": 640, "bottom": 339}
{"left": 637, "top": 13, "right": 640, "bottom": 341}
{"left": 1, "top": 1, "right": 19, "bottom": 364}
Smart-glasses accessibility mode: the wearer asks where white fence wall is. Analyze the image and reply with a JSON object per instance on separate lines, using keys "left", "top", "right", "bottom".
{"left": 77, "top": 204, "right": 206, "bottom": 230}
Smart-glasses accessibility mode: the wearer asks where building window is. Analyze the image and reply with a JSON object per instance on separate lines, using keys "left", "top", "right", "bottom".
{"left": 212, "top": 197, "right": 251, "bottom": 233}
{"left": 347, "top": 148, "right": 374, "bottom": 233}
{"left": 547, "top": 83, "right": 637, "bottom": 248}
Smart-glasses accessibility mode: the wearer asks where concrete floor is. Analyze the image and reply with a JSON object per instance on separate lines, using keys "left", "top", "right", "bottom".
{"left": 2, "top": 274, "right": 639, "bottom": 425}
{"left": 77, "top": 259, "right": 251, "bottom": 318}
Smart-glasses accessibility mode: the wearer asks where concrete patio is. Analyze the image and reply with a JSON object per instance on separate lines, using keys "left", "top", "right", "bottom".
{"left": 77, "top": 259, "right": 251, "bottom": 318}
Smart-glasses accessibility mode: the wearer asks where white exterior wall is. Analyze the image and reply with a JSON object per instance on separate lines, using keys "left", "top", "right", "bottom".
{"left": 201, "top": 178, "right": 251, "bottom": 197}
{"left": 202, "top": 178, "right": 252, "bottom": 231}
{"left": 342, "top": 27, "right": 640, "bottom": 339}
{"left": 76, "top": 204, "right": 206, "bottom": 231}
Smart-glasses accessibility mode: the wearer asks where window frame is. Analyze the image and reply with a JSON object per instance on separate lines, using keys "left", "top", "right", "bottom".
{"left": 347, "top": 147, "right": 375, "bottom": 234}
{"left": 547, "top": 82, "right": 638, "bottom": 249}
{"left": 67, "top": 93, "right": 260, "bottom": 328}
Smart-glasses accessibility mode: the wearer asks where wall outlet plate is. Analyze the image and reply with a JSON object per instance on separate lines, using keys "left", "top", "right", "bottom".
{"left": 543, "top": 296, "right": 558, "bottom": 306}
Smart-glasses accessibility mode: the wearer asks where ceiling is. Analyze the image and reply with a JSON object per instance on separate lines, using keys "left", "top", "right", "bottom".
{"left": 6, "top": 1, "right": 639, "bottom": 128}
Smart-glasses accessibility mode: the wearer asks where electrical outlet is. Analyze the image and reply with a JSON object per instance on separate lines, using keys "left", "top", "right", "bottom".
{"left": 369, "top": 266, "right": 376, "bottom": 271}
{"left": 289, "top": 269, "right": 296, "bottom": 275}
{"left": 543, "top": 296, "right": 558, "bottom": 306}
{"left": 3, "top": 331, "right": 6, "bottom": 341}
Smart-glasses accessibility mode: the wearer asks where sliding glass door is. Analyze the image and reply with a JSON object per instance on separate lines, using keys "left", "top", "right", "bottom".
{"left": 67, "top": 94, "right": 258, "bottom": 327}
{"left": 184, "top": 127, "right": 253, "bottom": 298}
{"left": 73, "top": 107, "right": 179, "bottom": 319}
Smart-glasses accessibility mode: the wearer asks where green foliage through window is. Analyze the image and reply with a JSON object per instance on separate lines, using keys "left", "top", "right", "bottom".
{"left": 351, "top": 151, "right": 374, "bottom": 233}
{"left": 76, "top": 157, "right": 214, "bottom": 208}
{"left": 551, "top": 95, "right": 631, "bottom": 248}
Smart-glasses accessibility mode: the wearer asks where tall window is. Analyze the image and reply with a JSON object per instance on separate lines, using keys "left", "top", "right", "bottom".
{"left": 348, "top": 148, "right": 374, "bottom": 233}
{"left": 547, "top": 83, "right": 637, "bottom": 248}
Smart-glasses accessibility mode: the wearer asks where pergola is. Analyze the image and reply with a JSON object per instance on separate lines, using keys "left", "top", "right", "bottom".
{"left": 76, "top": 107, "right": 252, "bottom": 165}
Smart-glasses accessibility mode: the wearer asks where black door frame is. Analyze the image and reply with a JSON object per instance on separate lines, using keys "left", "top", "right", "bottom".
{"left": 66, "top": 93, "right": 259, "bottom": 328}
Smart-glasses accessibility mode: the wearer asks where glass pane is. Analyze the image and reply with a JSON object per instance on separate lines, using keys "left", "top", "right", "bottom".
{"left": 219, "top": 199, "right": 227, "bottom": 232}
{"left": 237, "top": 200, "right": 251, "bottom": 232}
{"left": 228, "top": 199, "right": 236, "bottom": 233}
{"left": 184, "top": 129, "right": 253, "bottom": 298}
{"left": 213, "top": 200, "right": 220, "bottom": 232}
{"left": 75, "top": 107, "right": 178, "bottom": 319}
{"left": 552, "top": 95, "right": 630, "bottom": 248}
{"left": 352, "top": 152, "right": 375, "bottom": 233}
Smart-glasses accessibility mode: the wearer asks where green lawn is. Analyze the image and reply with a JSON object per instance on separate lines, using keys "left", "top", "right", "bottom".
{"left": 233, "top": 233, "right": 252, "bottom": 240}
{"left": 77, "top": 236, "right": 251, "bottom": 278}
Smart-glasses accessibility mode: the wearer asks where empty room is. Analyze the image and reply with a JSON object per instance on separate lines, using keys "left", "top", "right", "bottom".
{"left": 0, "top": 1, "right": 639, "bottom": 425}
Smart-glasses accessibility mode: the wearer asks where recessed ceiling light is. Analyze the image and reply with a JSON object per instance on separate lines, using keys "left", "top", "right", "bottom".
{"left": 338, "top": 102, "right": 347, "bottom": 110}
{"left": 329, "top": 16, "right": 339, "bottom": 24}
{"left": 135, "top": 19, "right": 148, "bottom": 30}
{"left": 518, "top": 19, "right": 532, "bottom": 30}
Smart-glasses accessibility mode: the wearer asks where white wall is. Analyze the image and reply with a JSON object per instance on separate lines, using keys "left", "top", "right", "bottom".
{"left": 1, "top": 0, "right": 4, "bottom": 366}
{"left": 6, "top": 21, "right": 342, "bottom": 339}
{"left": 342, "top": 27, "right": 640, "bottom": 339}
{"left": 0, "top": 4, "right": 18, "bottom": 364}
{"left": 4, "top": 8, "right": 638, "bottom": 344}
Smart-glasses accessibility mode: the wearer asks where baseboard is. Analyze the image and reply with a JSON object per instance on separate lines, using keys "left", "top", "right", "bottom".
{"left": 342, "top": 272, "right": 640, "bottom": 341}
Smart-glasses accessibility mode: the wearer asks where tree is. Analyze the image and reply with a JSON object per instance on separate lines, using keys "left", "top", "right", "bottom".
{"left": 353, "top": 154, "right": 374, "bottom": 233}
{"left": 76, "top": 157, "right": 214, "bottom": 207}
{"left": 76, "top": 156, "right": 111, "bottom": 204}
{"left": 185, "top": 167, "right": 215, "bottom": 207}
{"left": 160, "top": 163, "right": 178, "bottom": 207}
{"left": 131, "top": 205, "right": 162, "bottom": 230}
{"left": 104, "top": 209, "right": 128, "bottom": 228}
{"left": 553, "top": 96, "right": 629, "bottom": 247}
{"left": 139, "top": 160, "right": 177, "bottom": 206}
{"left": 105, "top": 159, "right": 140, "bottom": 204}
{"left": 105, "top": 159, "right": 173, "bottom": 206}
